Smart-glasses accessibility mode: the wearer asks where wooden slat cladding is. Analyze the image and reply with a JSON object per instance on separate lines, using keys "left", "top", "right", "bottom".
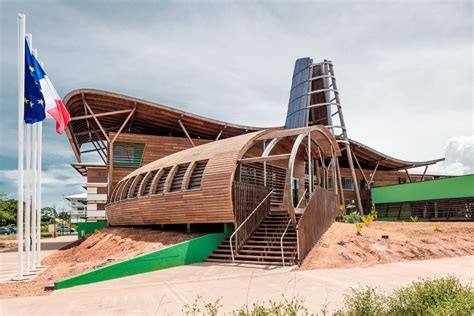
{"left": 106, "top": 132, "right": 263, "bottom": 226}
{"left": 297, "top": 186, "right": 338, "bottom": 261}
{"left": 87, "top": 167, "right": 107, "bottom": 183}
{"left": 106, "top": 127, "right": 340, "bottom": 226}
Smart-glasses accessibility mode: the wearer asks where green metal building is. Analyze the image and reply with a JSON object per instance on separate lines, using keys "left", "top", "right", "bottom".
{"left": 371, "top": 174, "right": 474, "bottom": 221}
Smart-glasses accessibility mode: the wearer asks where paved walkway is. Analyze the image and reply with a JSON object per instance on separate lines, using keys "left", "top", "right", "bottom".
{"left": 0, "top": 235, "right": 77, "bottom": 283}
{"left": 1, "top": 256, "right": 472, "bottom": 315}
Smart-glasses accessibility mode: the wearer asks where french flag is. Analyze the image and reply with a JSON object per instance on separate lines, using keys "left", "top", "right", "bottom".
{"left": 25, "top": 39, "right": 70, "bottom": 134}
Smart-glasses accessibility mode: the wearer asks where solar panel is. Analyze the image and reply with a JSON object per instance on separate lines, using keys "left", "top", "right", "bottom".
{"left": 284, "top": 57, "right": 312, "bottom": 129}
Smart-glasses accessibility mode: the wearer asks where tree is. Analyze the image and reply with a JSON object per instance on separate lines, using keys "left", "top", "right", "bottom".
{"left": 57, "top": 211, "right": 71, "bottom": 223}
{"left": 41, "top": 206, "right": 58, "bottom": 224}
{"left": 0, "top": 192, "right": 17, "bottom": 226}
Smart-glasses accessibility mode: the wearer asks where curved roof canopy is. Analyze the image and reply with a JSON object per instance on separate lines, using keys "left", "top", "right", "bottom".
{"left": 64, "top": 89, "right": 443, "bottom": 171}
{"left": 64, "top": 89, "right": 261, "bottom": 162}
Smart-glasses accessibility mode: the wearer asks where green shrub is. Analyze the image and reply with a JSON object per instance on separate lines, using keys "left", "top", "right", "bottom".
{"left": 334, "top": 286, "right": 386, "bottom": 316}
{"left": 334, "top": 276, "right": 473, "bottom": 316}
{"left": 388, "top": 276, "right": 474, "bottom": 315}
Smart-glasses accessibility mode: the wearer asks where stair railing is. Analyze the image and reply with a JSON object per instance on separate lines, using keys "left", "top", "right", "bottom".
{"left": 296, "top": 186, "right": 339, "bottom": 264}
{"left": 230, "top": 190, "right": 273, "bottom": 263}
{"left": 281, "top": 189, "right": 307, "bottom": 266}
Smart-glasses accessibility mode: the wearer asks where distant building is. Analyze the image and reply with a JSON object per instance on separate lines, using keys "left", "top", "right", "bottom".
{"left": 64, "top": 193, "right": 87, "bottom": 223}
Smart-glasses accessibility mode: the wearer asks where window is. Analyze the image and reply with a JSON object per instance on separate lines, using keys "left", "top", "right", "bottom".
{"left": 154, "top": 168, "right": 171, "bottom": 194}
{"left": 141, "top": 170, "right": 157, "bottom": 196}
{"left": 188, "top": 161, "right": 207, "bottom": 190}
{"left": 169, "top": 165, "right": 188, "bottom": 192}
{"left": 130, "top": 174, "right": 145, "bottom": 198}
{"left": 113, "top": 142, "right": 145, "bottom": 168}
{"left": 342, "top": 178, "right": 355, "bottom": 191}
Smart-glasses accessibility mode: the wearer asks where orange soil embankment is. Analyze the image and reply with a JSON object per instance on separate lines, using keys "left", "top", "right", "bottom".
{"left": 0, "top": 227, "right": 202, "bottom": 299}
{"left": 301, "top": 221, "right": 474, "bottom": 270}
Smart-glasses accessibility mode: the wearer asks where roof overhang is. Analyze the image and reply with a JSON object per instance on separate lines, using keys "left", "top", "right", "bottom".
{"left": 64, "top": 89, "right": 264, "bottom": 162}
{"left": 348, "top": 139, "right": 444, "bottom": 171}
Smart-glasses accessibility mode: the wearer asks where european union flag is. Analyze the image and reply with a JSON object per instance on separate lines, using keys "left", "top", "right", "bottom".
{"left": 24, "top": 39, "right": 46, "bottom": 124}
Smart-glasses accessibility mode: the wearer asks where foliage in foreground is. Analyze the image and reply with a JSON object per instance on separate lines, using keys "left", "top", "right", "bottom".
{"left": 334, "top": 276, "right": 474, "bottom": 316}
{"left": 181, "top": 276, "right": 473, "bottom": 316}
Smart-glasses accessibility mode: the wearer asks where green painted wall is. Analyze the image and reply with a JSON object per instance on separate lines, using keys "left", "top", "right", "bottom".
{"left": 372, "top": 174, "right": 474, "bottom": 204}
{"left": 55, "top": 232, "right": 225, "bottom": 290}
{"left": 78, "top": 221, "right": 108, "bottom": 238}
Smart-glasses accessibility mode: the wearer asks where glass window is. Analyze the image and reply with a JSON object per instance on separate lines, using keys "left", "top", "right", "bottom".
{"left": 113, "top": 142, "right": 145, "bottom": 168}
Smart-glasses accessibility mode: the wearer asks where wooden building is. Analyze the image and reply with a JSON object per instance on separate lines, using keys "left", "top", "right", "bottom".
{"left": 63, "top": 58, "right": 447, "bottom": 264}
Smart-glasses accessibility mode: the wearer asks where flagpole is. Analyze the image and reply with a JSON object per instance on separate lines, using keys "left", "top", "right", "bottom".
{"left": 31, "top": 119, "right": 38, "bottom": 270}
{"left": 30, "top": 48, "right": 39, "bottom": 271}
{"left": 15, "top": 13, "right": 26, "bottom": 281}
{"left": 37, "top": 121, "right": 43, "bottom": 267}
{"left": 24, "top": 33, "right": 33, "bottom": 275}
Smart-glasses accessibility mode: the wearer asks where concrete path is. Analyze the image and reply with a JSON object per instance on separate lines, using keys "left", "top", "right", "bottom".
{"left": 0, "top": 256, "right": 472, "bottom": 315}
{"left": 0, "top": 235, "right": 77, "bottom": 283}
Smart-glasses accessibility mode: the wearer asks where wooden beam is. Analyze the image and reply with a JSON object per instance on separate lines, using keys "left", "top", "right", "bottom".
{"left": 82, "top": 95, "right": 110, "bottom": 143}
{"left": 421, "top": 165, "right": 429, "bottom": 181}
{"left": 238, "top": 154, "right": 291, "bottom": 164}
{"left": 178, "top": 119, "right": 195, "bottom": 147}
{"left": 215, "top": 126, "right": 226, "bottom": 141}
{"left": 405, "top": 168, "right": 412, "bottom": 183}
{"left": 369, "top": 161, "right": 380, "bottom": 186}
{"left": 70, "top": 109, "right": 133, "bottom": 121}
{"left": 352, "top": 151, "right": 369, "bottom": 186}
{"left": 111, "top": 106, "right": 136, "bottom": 144}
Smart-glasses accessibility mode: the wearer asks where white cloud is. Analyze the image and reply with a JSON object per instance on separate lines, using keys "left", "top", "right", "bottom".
{"left": 430, "top": 136, "right": 474, "bottom": 175}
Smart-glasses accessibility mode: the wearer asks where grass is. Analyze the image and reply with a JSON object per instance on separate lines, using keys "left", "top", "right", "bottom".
{"left": 181, "top": 276, "right": 474, "bottom": 315}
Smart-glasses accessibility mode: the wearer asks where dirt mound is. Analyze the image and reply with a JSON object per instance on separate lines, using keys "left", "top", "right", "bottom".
{"left": 300, "top": 221, "right": 474, "bottom": 270}
{"left": 0, "top": 227, "right": 202, "bottom": 299}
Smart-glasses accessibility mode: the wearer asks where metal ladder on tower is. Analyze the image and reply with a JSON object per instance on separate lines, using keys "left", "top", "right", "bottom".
{"left": 309, "top": 60, "right": 364, "bottom": 213}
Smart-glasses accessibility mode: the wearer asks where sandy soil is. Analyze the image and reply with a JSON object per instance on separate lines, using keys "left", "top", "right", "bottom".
{"left": 301, "top": 221, "right": 474, "bottom": 270}
{"left": 0, "top": 227, "right": 202, "bottom": 299}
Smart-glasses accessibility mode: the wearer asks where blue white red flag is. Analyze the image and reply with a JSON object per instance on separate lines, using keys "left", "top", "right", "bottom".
{"left": 24, "top": 39, "right": 70, "bottom": 134}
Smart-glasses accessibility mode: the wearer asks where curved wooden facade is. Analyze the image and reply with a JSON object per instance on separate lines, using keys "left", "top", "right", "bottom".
{"left": 106, "top": 126, "right": 340, "bottom": 226}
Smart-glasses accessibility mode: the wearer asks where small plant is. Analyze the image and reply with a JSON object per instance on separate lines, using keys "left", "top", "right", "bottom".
{"left": 233, "top": 295, "right": 308, "bottom": 315}
{"left": 355, "top": 223, "right": 363, "bottom": 235}
{"left": 370, "top": 203, "right": 378, "bottom": 220}
{"left": 433, "top": 222, "right": 441, "bottom": 232}
{"left": 360, "top": 213, "right": 374, "bottom": 226}
{"left": 182, "top": 296, "right": 222, "bottom": 316}
{"left": 410, "top": 215, "right": 418, "bottom": 222}
{"left": 337, "top": 204, "right": 346, "bottom": 222}
{"left": 334, "top": 286, "right": 387, "bottom": 316}
{"left": 346, "top": 211, "right": 360, "bottom": 223}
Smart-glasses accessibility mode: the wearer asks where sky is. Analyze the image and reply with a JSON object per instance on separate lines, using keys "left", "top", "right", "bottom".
{"left": 0, "top": 0, "right": 472, "bottom": 209}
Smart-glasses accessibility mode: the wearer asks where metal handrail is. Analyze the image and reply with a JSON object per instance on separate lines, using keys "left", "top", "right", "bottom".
{"left": 281, "top": 188, "right": 308, "bottom": 266}
{"left": 230, "top": 190, "right": 273, "bottom": 263}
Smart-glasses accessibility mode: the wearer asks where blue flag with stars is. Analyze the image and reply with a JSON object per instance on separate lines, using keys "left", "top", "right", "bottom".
{"left": 24, "top": 39, "right": 46, "bottom": 124}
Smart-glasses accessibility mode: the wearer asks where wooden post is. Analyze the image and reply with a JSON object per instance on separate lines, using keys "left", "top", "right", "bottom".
{"left": 405, "top": 169, "right": 412, "bottom": 183}
{"left": 421, "top": 165, "right": 429, "bottom": 181}
{"left": 336, "top": 157, "right": 345, "bottom": 205}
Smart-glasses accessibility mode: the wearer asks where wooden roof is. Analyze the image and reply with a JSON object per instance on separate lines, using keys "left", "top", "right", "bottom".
{"left": 64, "top": 89, "right": 262, "bottom": 162}
{"left": 347, "top": 139, "right": 444, "bottom": 171}
{"left": 64, "top": 89, "right": 443, "bottom": 171}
